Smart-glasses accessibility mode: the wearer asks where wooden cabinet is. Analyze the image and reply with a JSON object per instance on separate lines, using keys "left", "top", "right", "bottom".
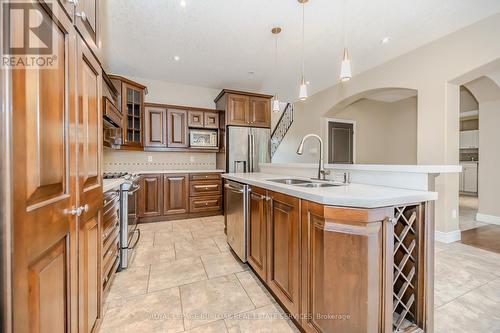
{"left": 76, "top": 35, "right": 103, "bottom": 333}
{"left": 189, "top": 195, "right": 222, "bottom": 213}
{"left": 109, "top": 76, "right": 147, "bottom": 148}
{"left": 249, "top": 96, "right": 271, "bottom": 127}
{"left": 204, "top": 112, "right": 220, "bottom": 129}
{"left": 102, "top": 189, "right": 120, "bottom": 298}
{"left": 138, "top": 174, "right": 163, "bottom": 218}
{"left": 75, "top": 0, "right": 100, "bottom": 56}
{"left": 266, "top": 191, "right": 301, "bottom": 317}
{"left": 188, "top": 110, "right": 204, "bottom": 127}
{"left": 167, "top": 109, "right": 188, "bottom": 148}
{"left": 144, "top": 106, "right": 167, "bottom": 148}
{"left": 215, "top": 90, "right": 272, "bottom": 128}
{"left": 164, "top": 174, "right": 189, "bottom": 215}
{"left": 248, "top": 186, "right": 268, "bottom": 281}
{"left": 189, "top": 180, "right": 222, "bottom": 197}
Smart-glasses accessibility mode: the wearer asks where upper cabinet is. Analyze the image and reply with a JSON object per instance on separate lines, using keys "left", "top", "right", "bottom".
{"left": 74, "top": 0, "right": 100, "bottom": 58}
{"left": 144, "top": 106, "right": 167, "bottom": 148}
{"left": 215, "top": 90, "right": 272, "bottom": 128}
{"left": 188, "top": 110, "right": 220, "bottom": 129}
{"left": 459, "top": 130, "right": 479, "bottom": 149}
{"left": 167, "top": 109, "right": 189, "bottom": 148}
{"left": 108, "top": 76, "right": 147, "bottom": 149}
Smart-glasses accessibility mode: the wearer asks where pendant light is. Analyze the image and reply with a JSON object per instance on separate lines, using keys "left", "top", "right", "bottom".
{"left": 272, "top": 27, "right": 282, "bottom": 113}
{"left": 298, "top": 0, "right": 308, "bottom": 101}
{"left": 339, "top": 0, "right": 352, "bottom": 82}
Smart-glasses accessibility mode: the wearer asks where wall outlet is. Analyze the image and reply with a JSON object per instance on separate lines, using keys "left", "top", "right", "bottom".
{"left": 190, "top": 156, "right": 195, "bottom": 162}
{"left": 147, "top": 155, "right": 153, "bottom": 162}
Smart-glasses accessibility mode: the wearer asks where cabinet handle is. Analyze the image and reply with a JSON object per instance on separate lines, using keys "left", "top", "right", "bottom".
{"left": 195, "top": 184, "right": 218, "bottom": 189}
{"left": 76, "top": 11, "right": 87, "bottom": 21}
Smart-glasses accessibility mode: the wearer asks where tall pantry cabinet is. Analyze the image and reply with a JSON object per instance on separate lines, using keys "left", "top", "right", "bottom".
{"left": 3, "top": 1, "right": 103, "bottom": 333}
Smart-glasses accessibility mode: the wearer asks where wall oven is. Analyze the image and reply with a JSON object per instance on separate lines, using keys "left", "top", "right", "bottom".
{"left": 190, "top": 129, "right": 218, "bottom": 148}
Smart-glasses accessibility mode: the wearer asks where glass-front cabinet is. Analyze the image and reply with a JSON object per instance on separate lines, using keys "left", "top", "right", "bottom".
{"left": 109, "top": 75, "right": 147, "bottom": 148}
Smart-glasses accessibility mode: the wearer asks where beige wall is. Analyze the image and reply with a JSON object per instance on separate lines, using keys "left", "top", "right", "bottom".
{"left": 460, "top": 86, "right": 479, "bottom": 112}
{"left": 273, "top": 13, "right": 500, "bottom": 235}
{"left": 327, "top": 97, "right": 417, "bottom": 164}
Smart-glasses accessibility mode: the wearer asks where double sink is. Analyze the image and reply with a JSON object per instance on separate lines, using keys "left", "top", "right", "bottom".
{"left": 267, "top": 178, "right": 344, "bottom": 188}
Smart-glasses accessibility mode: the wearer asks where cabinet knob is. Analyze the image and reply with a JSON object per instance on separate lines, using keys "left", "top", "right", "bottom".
{"left": 66, "top": 206, "right": 83, "bottom": 216}
{"left": 76, "top": 11, "right": 87, "bottom": 21}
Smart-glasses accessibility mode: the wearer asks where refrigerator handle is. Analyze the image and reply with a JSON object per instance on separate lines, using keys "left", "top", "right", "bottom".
{"left": 251, "top": 133, "right": 255, "bottom": 172}
{"left": 247, "top": 132, "right": 252, "bottom": 173}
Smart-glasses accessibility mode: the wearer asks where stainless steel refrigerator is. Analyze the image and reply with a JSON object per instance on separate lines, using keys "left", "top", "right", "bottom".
{"left": 227, "top": 126, "right": 270, "bottom": 173}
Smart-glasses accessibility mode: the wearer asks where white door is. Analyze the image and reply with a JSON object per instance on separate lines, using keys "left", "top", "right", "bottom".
{"left": 463, "top": 164, "right": 478, "bottom": 193}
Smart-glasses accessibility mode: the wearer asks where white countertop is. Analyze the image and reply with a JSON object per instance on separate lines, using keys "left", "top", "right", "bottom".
{"left": 103, "top": 178, "right": 125, "bottom": 192}
{"left": 260, "top": 163, "right": 461, "bottom": 174}
{"left": 222, "top": 173, "right": 437, "bottom": 208}
{"left": 135, "top": 169, "right": 224, "bottom": 174}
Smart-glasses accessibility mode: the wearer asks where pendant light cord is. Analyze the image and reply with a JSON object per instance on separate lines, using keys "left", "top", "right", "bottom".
{"left": 301, "top": 3, "right": 305, "bottom": 77}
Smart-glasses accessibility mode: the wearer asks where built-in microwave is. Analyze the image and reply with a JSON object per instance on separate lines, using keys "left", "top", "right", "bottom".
{"left": 190, "top": 129, "right": 218, "bottom": 148}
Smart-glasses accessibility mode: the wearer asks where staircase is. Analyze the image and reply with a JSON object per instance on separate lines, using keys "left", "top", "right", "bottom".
{"left": 271, "top": 103, "right": 294, "bottom": 158}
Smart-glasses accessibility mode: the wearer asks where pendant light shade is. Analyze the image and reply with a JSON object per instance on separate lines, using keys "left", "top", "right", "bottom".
{"left": 299, "top": 76, "right": 308, "bottom": 101}
{"left": 272, "top": 92, "right": 280, "bottom": 113}
{"left": 340, "top": 48, "right": 352, "bottom": 82}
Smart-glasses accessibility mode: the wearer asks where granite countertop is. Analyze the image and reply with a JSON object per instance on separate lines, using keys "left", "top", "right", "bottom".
{"left": 222, "top": 172, "right": 438, "bottom": 209}
{"left": 134, "top": 169, "right": 225, "bottom": 174}
{"left": 103, "top": 178, "right": 126, "bottom": 193}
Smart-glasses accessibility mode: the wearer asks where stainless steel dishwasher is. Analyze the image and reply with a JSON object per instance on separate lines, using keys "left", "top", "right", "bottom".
{"left": 224, "top": 180, "right": 248, "bottom": 262}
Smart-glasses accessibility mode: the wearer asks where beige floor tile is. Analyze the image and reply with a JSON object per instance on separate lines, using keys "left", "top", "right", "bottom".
{"left": 201, "top": 252, "right": 247, "bottom": 278}
{"left": 184, "top": 320, "right": 228, "bottom": 333}
{"left": 148, "top": 257, "right": 207, "bottom": 292}
{"left": 101, "top": 288, "right": 184, "bottom": 333}
{"left": 107, "top": 266, "right": 150, "bottom": 301}
{"left": 213, "top": 235, "right": 231, "bottom": 252}
{"left": 172, "top": 218, "right": 206, "bottom": 231}
{"left": 132, "top": 243, "right": 176, "bottom": 267}
{"left": 137, "top": 230, "right": 155, "bottom": 248}
{"left": 225, "top": 304, "right": 296, "bottom": 333}
{"left": 175, "top": 238, "right": 220, "bottom": 259}
{"left": 202, "top": 215, "right": 224, "bottom": 223}
{"left": 180, "top": 275, "right": 255, "bottom": 330}
{"left": 154, "top": 230, "right": 194, "bottom": 245}
{"left": 236, "top": 271, "right": 273, "bottom": 308}
{"left": 139, "top": 221, "right": 173, "bottom": 232}
{"left": 435, "top": 278, "right": 500, "bottom": 332}
{"left": 192, "top": 227, "right": 227, "bottom": 240}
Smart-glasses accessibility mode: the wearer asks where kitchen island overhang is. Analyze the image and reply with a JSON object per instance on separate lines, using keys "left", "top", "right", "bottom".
{"left": 223, "top": 172, "right": 438, "bottom": 333}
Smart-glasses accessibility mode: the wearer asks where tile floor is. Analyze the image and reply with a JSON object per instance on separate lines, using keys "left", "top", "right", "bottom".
{"left": 459, "top": 195, "right": 487, "bottom": 231}
{"left": 101, "top": 216, "right": 299, "bottom": 333}
{"left": 100, "top": 215, "right": 500, "bottom": 333}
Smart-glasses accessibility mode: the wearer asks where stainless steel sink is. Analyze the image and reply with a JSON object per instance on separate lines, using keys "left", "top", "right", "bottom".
{"left": 296, "top": 182, "right": 341, "bottom": 188}
{"left": 267, "top": 178, "right": 312, "bottom": 185}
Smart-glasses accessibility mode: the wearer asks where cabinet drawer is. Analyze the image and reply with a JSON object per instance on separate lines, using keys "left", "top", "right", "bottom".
{"left": 189, "top": 195, "right": 222, "bottom": 212}
{"left": 190, "top": 180, "right": 221, "bottom": 196}
{"left": 190, "top": 173, "right": 221, "bottom": 181}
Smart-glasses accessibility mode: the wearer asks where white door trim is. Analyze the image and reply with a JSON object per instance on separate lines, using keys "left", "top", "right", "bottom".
{"left": 324, "top": 117, "right": 357, "bottom": 164}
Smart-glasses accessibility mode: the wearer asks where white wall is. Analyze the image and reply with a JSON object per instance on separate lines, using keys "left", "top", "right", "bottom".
{"left": 273, "top": 13, "right": 500, "bottom": 236}
{"left": 325, "top": 97, "right": 417, "bottom": 164}
{"left": 127, "top": 75, "right": 220, "bottom": 109}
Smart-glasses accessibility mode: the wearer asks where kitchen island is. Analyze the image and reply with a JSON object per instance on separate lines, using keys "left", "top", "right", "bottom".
{"left": 223, "top": 172, "right": 437, "bottom": 333}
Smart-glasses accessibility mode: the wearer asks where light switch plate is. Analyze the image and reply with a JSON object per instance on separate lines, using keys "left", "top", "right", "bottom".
{"left": 147, "top": 155, "right": 153, "bottom": 162}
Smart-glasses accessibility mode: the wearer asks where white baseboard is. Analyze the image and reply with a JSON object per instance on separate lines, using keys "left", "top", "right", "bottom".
{"left": 476, "top": 212, "right": 500, "bottom": 226}
{"left": 435, "top": 230, "right": 461, "bottom": 243}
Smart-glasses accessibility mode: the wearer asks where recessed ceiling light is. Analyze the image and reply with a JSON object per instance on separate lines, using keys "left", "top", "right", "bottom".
{"left": 381, "top": 36, "right": 391, "bottom": 44}
{"left": 173, "top": 55, "right": 180, "bottom": 61}
{"left": 180, "top": 0, "right": 186, "bottom": 7}
{"left": 306, "top": 81, "right": 311, "bottom": 85}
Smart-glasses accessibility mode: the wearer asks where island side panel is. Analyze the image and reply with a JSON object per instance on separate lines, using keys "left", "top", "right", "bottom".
{"left": 300, "top": 201, "right": 393, "bottom": 333}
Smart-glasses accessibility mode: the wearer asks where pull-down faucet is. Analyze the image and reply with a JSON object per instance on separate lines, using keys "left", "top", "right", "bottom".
{"left": 296, "top": 134, "right": 330, "bottom": 180}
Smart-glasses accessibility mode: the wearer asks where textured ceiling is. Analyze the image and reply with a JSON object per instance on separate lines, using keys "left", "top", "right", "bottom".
{"left": 102, "top": 0, "right": 500, "bottom": 103}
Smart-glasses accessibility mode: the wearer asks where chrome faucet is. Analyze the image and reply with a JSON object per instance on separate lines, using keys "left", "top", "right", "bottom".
{"left": 296, "top": 134, "right": 330, "bottom": 180}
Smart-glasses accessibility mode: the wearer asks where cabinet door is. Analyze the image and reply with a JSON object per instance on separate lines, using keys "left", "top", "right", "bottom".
{"left": 10, "top": 4, "right": 78, "bottom": 332}
{"left": 77, "top": 36, "right": 103, "bottom": 333}
{"left": 188, "top": 110, "right": 204, "bottom": 128}
{"left": 249, "top": 96, "right": 271, "bottom": 128}
{"left": 144, "top": 107, "right": 167, "bottom": 148}
{"left": 459, "top": 171, "right": 465, "bottom": 192}
{"left": 167, "top": 109, "right": 188, "bottom": 147}
{"left": 204, "top": 112, "right": 219, "bottom": 129}
{"left": 75, "top": 0, "right": 99, "bottom": 55}
{"left": 138, "top": 175, "right": 163, "bottom": 217}
{"left": 227, "top": 94, "right": 249, "bottom": 126}
{"left": 267, "top": 191, "right": 300, "bottom": 316}
{"left": 248, "top": 187, "right": 268, "bottom": 281}
{"left": 164, "top": 174, "right": 189, "bottom": 215}
{"left": 122, "top": 83, "right": 144, "bottom": 147}
{"left": 463, "top": 164, "right": 478, "bottom": 193}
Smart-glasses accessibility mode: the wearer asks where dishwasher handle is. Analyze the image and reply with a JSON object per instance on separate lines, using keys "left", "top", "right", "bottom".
{"left": 224, "top": 183, "right": 246, "bottom": 193}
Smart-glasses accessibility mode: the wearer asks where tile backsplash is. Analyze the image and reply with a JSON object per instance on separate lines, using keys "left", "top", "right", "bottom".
{"left": 103, "top": 148, "right": 217, "bottom": 172}
{"left": 460, "top": 148, "right": 479, "bottom": 161}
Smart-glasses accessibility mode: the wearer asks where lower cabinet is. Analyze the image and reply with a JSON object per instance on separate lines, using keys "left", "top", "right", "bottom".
{"left": 137, "top": 172, "right": 222, "bottom": 222}
{"left": 248, "top": 186, "right": 268, "bottom": 281}
{"left": 164, "top": 174, "right": 189, "bottom": 215}
{"left": 138, "top": 174, "right": 163, "bottom": 218}
{"left": 266, "top": 190, "right": 301, "bottom": 318}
